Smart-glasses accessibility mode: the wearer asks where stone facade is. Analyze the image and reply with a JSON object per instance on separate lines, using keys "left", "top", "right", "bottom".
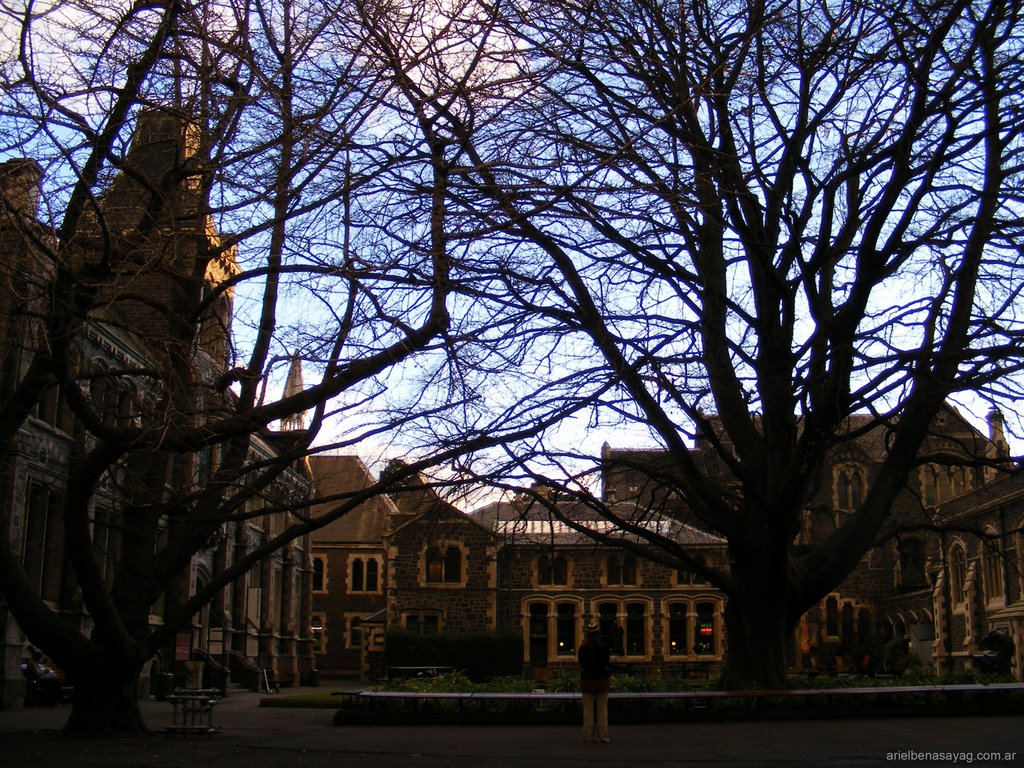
{"left": 0, "top": 119, "right": 315, "bottom": 708}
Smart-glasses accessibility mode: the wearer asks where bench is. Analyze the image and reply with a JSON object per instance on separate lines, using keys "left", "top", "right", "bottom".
{"left": 165, "top": 688, "right": 221, "bottom": 737}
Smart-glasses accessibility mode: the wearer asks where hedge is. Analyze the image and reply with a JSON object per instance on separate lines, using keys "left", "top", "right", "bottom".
{"left": 384, "top": 630, "right": 522, "bottom": 681}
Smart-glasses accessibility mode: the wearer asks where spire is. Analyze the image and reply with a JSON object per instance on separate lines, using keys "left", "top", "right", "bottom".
{"left": 279, "top": 353, "right": 307, "bottom": 431}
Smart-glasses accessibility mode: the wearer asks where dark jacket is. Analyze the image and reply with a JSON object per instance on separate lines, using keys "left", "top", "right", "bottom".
{"left": 578, "top": 635, "right": 611, "bottom": 693}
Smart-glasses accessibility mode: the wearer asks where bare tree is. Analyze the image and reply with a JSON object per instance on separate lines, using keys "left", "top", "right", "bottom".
{"left": 0, "top": 0, "right": 482, "bottom": 733}
{"left": 367, "top": 0, "right": 1024, "bottom": 688}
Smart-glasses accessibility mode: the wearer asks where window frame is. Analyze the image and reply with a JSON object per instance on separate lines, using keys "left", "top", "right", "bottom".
{"left": 422, "top": 543, "right": 466, "bottom": 587}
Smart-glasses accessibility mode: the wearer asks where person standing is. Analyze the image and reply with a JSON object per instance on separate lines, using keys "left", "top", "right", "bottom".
{"left": 578, "top": 621, "right": 611, "bottom": 743}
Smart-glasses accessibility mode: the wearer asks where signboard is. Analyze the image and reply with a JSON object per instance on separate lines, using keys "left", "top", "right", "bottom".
{"left": 174, "top": 631, "right": 192, "bottom": 661}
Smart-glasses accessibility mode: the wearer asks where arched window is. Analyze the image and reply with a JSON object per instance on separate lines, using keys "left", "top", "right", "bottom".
{"left": 624, "top": 602, "right": 647, "bottom": 655}
{"left": 443, "top": 546, "right": 461, "bottom": 583}
{"left": 555, "top": 603, "right": 576, "bottom": 656}
{"left": 607, "top": 554, "right": 637, "bottom": 586}
{"left": 949, "top": 544, "right": 967, "bottom": 605}
{"left": 667, "top": 603, "right": 688, "bottom": 656}
{"left": 597, "top": 602, "right": 622, "bottom": 654}
{"left": 538, "top": 555, "right": 552, "bottom": 584}
{"left": 834, "top": 465, "right": 865, "bottom": 511}
{"left": 694, "top": 602, "right": 716, "bottom": 655}
{"left": 825, "top": 595, "right": 840, "bottom": 636}
{"left": 425, "top": 546, "right": 462, "bottom": 584}
{"left": 921, "top": 465, "right": 940, "bottom": 507}
{"left": 898, "top": 538, "right": 927, "bottom": 588}
{"left": 425, "top": 547, "right": 444, "bottom": 583}
{"left": 983, "top": 544, "right": 1004, "bottom": 602}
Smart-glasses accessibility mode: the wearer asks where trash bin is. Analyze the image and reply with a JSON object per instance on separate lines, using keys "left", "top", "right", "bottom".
{"left": 308, "top": 669, "right": 319, "bottom": 687}
{"left": 155, "top": 673, "right": 175, "bottom": 701}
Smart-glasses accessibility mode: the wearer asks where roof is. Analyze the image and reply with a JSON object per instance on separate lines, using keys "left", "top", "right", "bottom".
{"left": 935, "top": 468, "right": 1024, "bottom": 522}
{"left": 472, "top": 498, "right": 725, "bottom": 548}
{"left": 308, "top": 454, "right": 398, "bottom": 543}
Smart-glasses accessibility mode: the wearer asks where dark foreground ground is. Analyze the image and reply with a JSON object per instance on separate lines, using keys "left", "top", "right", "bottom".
{"left": 1, "top": 684, "right": 1022, "bottom": 768}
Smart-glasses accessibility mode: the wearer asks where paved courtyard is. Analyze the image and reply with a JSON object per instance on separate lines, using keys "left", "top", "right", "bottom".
{"left": 1, "top": 686, "right": 1022, "bottom": 767}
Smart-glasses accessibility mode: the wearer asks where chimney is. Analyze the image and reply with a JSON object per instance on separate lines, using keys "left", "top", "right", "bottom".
{"left": 0, "top": 159, "right": 43, "bottom": 219}
{"left": 988, "top": 408, "right": 1009, "bottom": 458}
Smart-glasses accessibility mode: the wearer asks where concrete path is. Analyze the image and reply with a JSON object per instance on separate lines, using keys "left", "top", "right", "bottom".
{"left": 1, "top": 685, "right": 1022, "bottom": 767}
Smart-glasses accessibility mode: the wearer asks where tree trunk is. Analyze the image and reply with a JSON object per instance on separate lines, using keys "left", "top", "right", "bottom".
{"left": 61, "top": 655, "right": 148, "bottom": 736}
{"left": 720, "top": 592, "right": 793, "bottom": 690}
{"left": 719, "top": 525, "right": 796, "bottom": 690}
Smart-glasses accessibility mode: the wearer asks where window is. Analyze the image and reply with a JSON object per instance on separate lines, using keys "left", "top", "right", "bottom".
{"left": 921, "top": 465, "right": 975, "bottom": 506}
{"left": 350, "top": 557, "right": 380, "bottom": 592}
{"left": 425, "top": 546, "right": 462, "bottom": 584}
{"left": 624, "top": 602, "right": 647, "bottom": 656}
{"left": 538, "top": 555, "right": 568, "bottom": 586}
{"left": 310, "top": 615, "right": 325, "bottom": 653}
{"left": 311, "top": 556, "right": 326, "bottom": 593}
{"left": 607, "top": 554, "right": 637, "bottom": 586}
{"left": 91, "top": 506, "right": 121, "bottom": 587}
{"left": 406, "top": 613, "right": 440, "bottom": 634}
{"left": 825, "top": 595, "right": 839, "bottom": 637}
{"left": 676, "top": 555, "right": 707, "bottom": 586}
{"left": 35, "top": 384, "right": 73, "bottom": 432}
{"left": 555, "top": 603, "right": 576, "bottom": 656}
{"left": 597, "top": 602, "right": 623, "bottom": 654}
{"left": 347, "top": 616, "right": 363, "bottom": 649}
{"left": 834, "top": 465, "right": 865, "bottom": 511}
{"left": 921, "top": 465, "right": 939, "bottom": 507}
{"left": 949, "top": 544, "right": 967, "bottom": 606}
{"left": 23, "top": 481, "right": 63, "bottom": 602}
{"left": 983, "top": 545, "right": 1005, "bottom": 602}
{"left": 594, "top": 600, "right": 648, "bottom": 656}
{"left": 667, "top": 604, "right": 688, "bottom": 656}
{"left": 694, "top": 602, "right": 716, "bottom": 655}
{"left": 897, "top": 538, "right": 927, "bottom": 588}
{"left": 664, "top": 599, "right": 723, "bottom": 659}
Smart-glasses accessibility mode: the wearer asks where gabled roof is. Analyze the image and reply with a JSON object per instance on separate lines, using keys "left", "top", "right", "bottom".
{"left": 387, "top": 483, "right": 497, "bottom": 540}
{"left": 308, "top": 454, "right": 398, "bottom": 544}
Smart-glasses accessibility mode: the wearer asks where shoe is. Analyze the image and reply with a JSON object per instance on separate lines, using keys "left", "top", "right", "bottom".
{"left": 599, "top": 737, "right": 611, "bottom": 743}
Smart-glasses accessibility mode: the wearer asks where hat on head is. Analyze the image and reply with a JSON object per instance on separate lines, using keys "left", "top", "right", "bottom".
{"left": 587, "top": 621, "right": 600, "bottom": 634}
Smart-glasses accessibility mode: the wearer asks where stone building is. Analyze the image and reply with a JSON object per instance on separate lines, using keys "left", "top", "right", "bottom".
{"left": 796, "top": 406, "right": 1019, "bottom": 678}
{"left": 0, "top": 114, "right": 316, "bottom": 707}
{"left": 308, "top": 454, "right": 394, "bottom": 678}
{"left": 478, "top": 495, "right": 728, "bottom": 681}
{"left": 598, "top": 405, "right": 1023, "bottom": 680}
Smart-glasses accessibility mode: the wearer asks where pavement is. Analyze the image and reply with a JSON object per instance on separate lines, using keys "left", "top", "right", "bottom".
{"left": 1, "top": 681, "right": 1023, "bottom": 768}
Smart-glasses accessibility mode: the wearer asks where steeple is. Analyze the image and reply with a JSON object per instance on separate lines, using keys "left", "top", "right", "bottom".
{"left": 279, "top": 353, "right": 307, "bottom": 431}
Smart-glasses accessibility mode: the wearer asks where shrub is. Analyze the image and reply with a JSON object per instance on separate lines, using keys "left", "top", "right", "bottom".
{"left": 384, "top": 630, "right": 522, "bottom": 682}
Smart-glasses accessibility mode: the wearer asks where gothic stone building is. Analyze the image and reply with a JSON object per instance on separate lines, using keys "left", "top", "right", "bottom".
{"left": 0, "top": 117, "right": 316, "bottom": 708}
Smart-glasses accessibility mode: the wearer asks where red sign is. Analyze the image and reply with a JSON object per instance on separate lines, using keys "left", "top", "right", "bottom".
{"left": 174, "top": 631, "right": 192, "bottom": 661}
